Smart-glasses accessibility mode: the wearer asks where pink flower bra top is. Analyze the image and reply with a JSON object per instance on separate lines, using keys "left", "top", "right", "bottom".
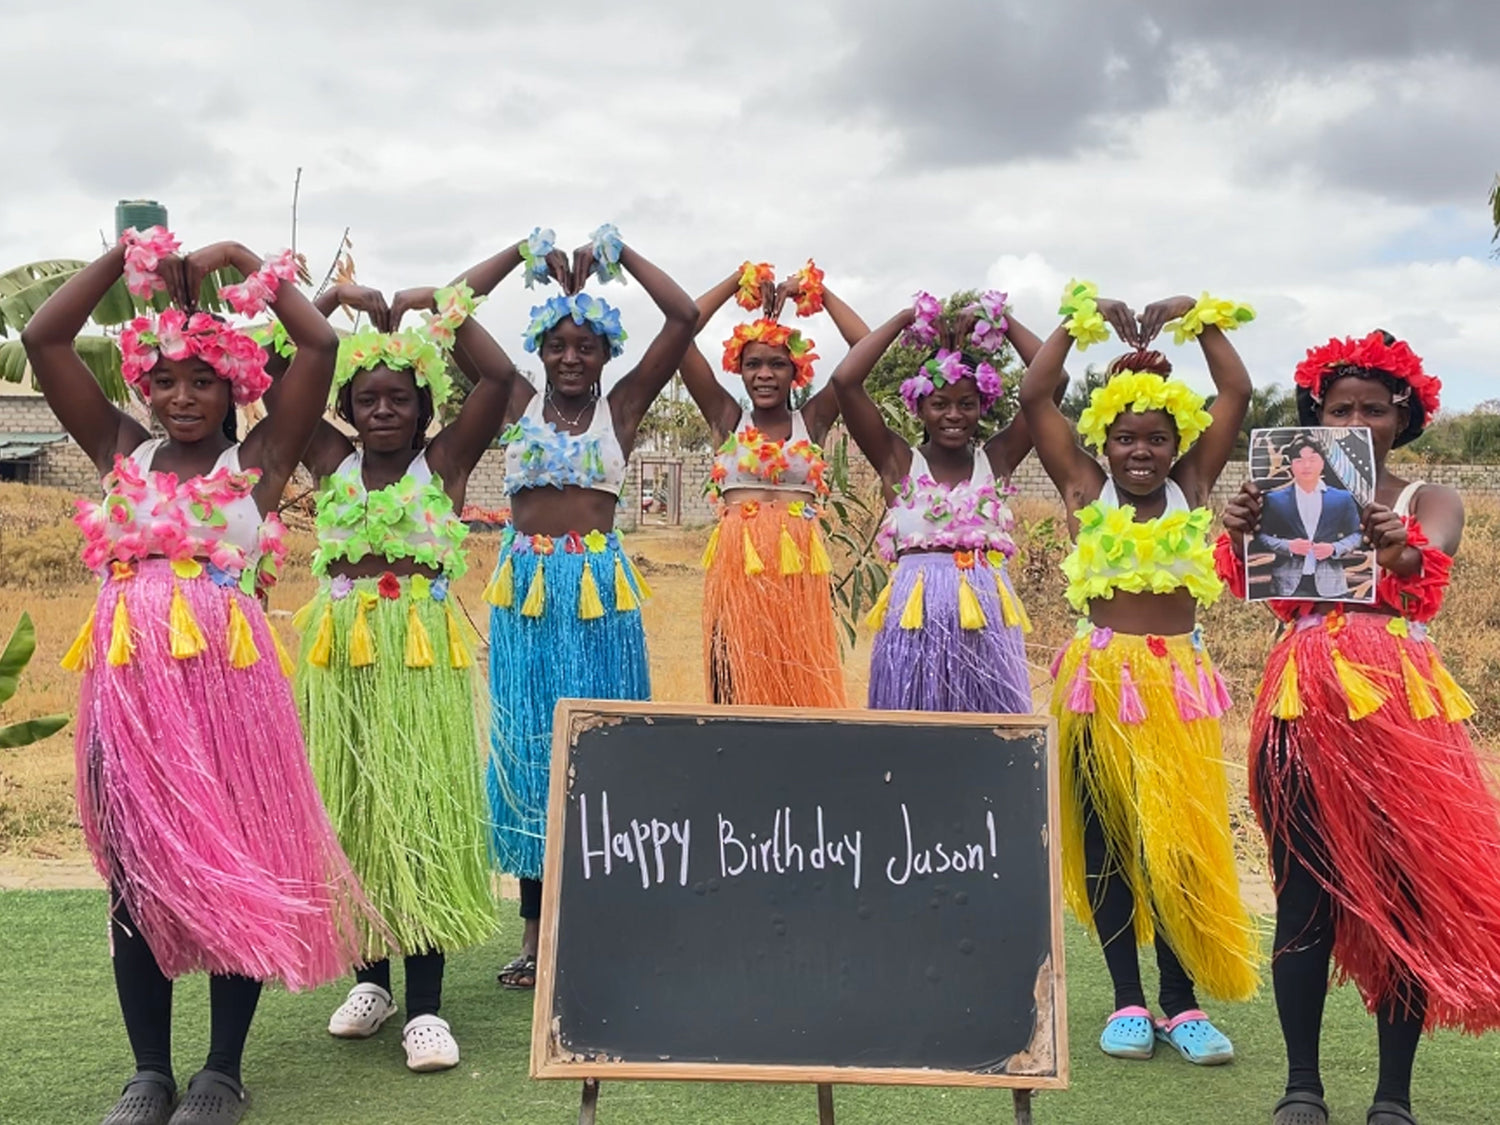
{"left": 875, "top": 447, "right": 1018, "bottom": 563}
{"left": 706, "top": 410, "right": 829, "bottom": 501}
{"left": 75, "top": 439, "right": 287, "bottom": 594}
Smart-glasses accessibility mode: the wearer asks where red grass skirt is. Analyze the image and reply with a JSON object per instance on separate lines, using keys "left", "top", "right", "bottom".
{"left": 1249, "top": 609, "right": 1500, "bottom": 1031}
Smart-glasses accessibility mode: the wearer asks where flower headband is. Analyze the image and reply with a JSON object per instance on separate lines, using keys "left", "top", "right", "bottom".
{"left": 116, "top": 227, "right": 297, "bottom": 406}
{"left": 1294, "top": 331, "right": 1439, "bottom": 418}
{"left": 335, "top": 328, "right": 452, "bottom": 407}
{"left": 523, "top": 292, "right": 628, "bottom": 359}
{"left": 120, "top": 309, "right": 274, "bottom": 406}
{"left": 722, "top": 318, "right": 819, "bottom": 389}
{"left": 899, "top": 350, "right": 1003, "bottom": 416}
{"left": 1077, "top": 371, "right": 1214, "bottom": 453}
{"left": 901, "top": 289, "right": 1010, "bottom": 352}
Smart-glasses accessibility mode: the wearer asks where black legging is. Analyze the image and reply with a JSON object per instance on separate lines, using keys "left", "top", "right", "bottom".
{"left": 1081, "top": 782, "right": 1200, "bottom": 1018}
{"left": 355, "top": 953, "right": 445, "bottom": 1019}
{"left": 1260, "top": 726, "right": 1426, "bottom": 1110}
{"left": 519, "top": 877, "right": 542, "bottom": 922}
{"left": 110, "top": 896, "right": 261, "bottom": 1087}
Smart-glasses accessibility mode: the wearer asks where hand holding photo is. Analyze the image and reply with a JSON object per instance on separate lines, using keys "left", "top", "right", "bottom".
{"left": 1244, "top": 427, "right": 1377, "bottom": 604}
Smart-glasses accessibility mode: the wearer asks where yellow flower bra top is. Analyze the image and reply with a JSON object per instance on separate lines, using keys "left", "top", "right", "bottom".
{"left": 312, "top": 450, "right": 469, "bottom": 579}
{"left": 1062, "top": 478, "right": 1222, "bottom": 612}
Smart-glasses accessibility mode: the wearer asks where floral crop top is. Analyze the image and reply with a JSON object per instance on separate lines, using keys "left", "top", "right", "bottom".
{"left": 74, "top": 439, "right": 287, "bottom": 595}
{"left": 502, "top": 391, "right": 627, "bottom": 497}
{"left": 1062, "top": 478, "right": 1222, "bottom": 612}
{"left": 875, "top": 448, "right": 1017, "bottom": 563}
{"left": 312, "top": 450, "right": 469, "bottom": 579}
{"left": 706, "top": 411, "right": 828, "bottom": 502}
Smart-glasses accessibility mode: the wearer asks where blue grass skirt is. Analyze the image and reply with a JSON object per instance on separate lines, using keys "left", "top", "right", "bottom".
{"left": 483, "top": 530, "right": 651, "bottom": 879}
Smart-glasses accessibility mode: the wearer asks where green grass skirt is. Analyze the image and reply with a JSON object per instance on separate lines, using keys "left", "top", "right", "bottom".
{"left": 295, "top": 577, "right": 497, "bottom": 959}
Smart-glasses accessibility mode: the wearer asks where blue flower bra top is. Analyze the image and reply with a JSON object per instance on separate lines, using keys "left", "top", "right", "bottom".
{"left": 502, "top": 389, "right": 627, "bottom": 497}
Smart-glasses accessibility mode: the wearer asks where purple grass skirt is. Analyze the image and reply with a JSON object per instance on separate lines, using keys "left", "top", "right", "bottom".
{"left": 867, "top": 552, "right": 1034, "bottom": 714}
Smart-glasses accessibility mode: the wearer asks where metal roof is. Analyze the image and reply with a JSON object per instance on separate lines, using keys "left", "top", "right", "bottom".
{"left": 0, "top": 432, "right": 67, "bottom": 461}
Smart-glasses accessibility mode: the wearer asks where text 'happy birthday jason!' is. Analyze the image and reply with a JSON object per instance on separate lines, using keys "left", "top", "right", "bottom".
{"left": 576, "top": 791, "right": 1005, "bottom": 891}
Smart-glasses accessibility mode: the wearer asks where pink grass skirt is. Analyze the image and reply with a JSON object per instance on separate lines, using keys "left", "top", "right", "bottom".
{"left": 75, "top": 559, "right": 379, "bottom": 988}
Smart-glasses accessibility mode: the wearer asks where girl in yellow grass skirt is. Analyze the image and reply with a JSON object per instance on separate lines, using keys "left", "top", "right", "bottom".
{"left": 678, "top": 260, "right": 869, "bottom": 706}
{"left": 1020, "top": 282, "right": 1260, "bottom": 1066}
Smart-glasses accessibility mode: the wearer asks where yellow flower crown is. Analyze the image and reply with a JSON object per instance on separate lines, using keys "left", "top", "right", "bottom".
{"left": 1077, "top": 371, "right": 1213, "bottom": 453}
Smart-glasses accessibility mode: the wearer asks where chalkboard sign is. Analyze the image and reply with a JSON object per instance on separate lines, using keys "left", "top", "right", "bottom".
{"left": 531, "top": 703, "right": 1066, "bottom": 1090}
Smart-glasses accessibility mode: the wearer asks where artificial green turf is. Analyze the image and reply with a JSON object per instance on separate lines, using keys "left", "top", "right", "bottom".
{"left": 1, "top": 891, "right": 1496, "bottom": 1124}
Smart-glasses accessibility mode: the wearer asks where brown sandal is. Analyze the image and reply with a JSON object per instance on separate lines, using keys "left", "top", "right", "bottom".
{"left": 497, "top": 952, "right": 536, "bottom": 990}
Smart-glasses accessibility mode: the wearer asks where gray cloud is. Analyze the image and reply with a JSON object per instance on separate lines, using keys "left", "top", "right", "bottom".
{"left": 819, "top": 0, "right": 1500, "bottom": 202}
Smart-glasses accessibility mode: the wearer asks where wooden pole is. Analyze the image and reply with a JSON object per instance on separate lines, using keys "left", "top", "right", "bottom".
{"left": 578, "top": 1078, "right": 600, "bottom": 1125}
{"left": 817, "top": 1083, "right": 835, "bottom": 1124}
{"left": 1012, "top": 1088, "right": 1032, "bottom": 1125}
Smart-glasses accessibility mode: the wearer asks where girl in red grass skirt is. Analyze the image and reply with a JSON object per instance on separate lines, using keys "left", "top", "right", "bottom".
{"left": 1218, "top": 331, "right": 1500, "bottom": 1125}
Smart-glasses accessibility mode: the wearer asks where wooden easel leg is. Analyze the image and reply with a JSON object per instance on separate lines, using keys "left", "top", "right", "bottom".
{"left": 578, "top": 1078, "right": 600, "bottom": 1125}
{"left": 816, "top": 1083, "right": 835, "bottom": 1124}
{"left": 1012, "top": 1088, "right": 1032, "bottom": 1125}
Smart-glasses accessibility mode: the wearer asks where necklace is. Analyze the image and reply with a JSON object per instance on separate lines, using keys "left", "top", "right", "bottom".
{"left": 547, "top": 387, "right": 595, "bottom": 429}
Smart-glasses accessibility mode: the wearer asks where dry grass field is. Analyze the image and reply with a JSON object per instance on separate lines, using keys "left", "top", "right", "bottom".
{"left": 4, "top": 481, "right": 1498, "bottom": 875}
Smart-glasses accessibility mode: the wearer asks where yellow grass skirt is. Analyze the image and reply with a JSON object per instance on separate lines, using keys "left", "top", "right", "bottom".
{"left": 1052, "top": 623, "right": 1261, "bottom": 1002}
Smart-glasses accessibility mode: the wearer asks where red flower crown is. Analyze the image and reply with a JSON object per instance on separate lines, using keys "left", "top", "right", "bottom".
{"left": 1293, "top": 331, "right": 1440, "bottom": 418}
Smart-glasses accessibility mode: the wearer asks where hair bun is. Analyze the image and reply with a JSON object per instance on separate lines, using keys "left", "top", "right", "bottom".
{"left": 1108, "top": 349, "right": 1172, "bottom": 377}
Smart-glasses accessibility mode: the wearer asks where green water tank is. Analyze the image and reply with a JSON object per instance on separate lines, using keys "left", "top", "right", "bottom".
{"left": 115, "top": 199, "right": 168, "bottom": 238}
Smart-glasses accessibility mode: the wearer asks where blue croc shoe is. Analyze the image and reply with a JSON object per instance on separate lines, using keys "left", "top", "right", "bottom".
{"left": 1154, "top": 1009, "right": 1234, "bottom": 1065}
{"left": 1099, "top": 1005, "right": 1155, "bottom": 1060}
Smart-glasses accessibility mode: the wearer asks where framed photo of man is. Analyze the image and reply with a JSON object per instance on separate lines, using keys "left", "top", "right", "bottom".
{"left": 1245, "top": 427, "right": 1377, "bottom": 604}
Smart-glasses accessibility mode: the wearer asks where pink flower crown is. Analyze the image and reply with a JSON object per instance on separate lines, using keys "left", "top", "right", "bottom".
{"left": 120, "top": 309, "right": 273, "bottom": 406}
{"left": 116, "top": 228, "right": 297, "bottom": 406}
{"left": 899, "top": 350, "right": 1004, "bottom": 416}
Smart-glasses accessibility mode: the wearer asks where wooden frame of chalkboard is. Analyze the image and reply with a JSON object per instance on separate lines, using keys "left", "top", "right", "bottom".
{"left": 530, "top": 701, "right": 1067, "bottom": 1090}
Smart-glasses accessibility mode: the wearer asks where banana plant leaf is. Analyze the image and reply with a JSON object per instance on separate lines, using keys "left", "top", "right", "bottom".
{"left": 0, "top": 261, "right": 246, "bottom": 338}
{"left": 0, "top": 715, "right": 70, "bottom": 749}
{"left": 0, "top": 335, "right": 128, "bottom": 403}
{"left": 0, "top": 612, "right": 39, "bottom": 704}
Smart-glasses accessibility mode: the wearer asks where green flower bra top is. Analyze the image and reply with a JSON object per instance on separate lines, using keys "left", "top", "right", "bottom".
{"left": 312, "top": 450, "right": 469, "bottom": 579}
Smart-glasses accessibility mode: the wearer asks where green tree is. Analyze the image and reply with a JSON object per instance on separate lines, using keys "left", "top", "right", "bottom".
{"left": 0, "top": 614, "right": 68, "bottom": 749}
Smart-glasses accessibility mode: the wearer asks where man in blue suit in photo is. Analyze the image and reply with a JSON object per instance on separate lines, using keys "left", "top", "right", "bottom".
{"left": 1252, "top": 433, "right": 1364, "bottom": 598}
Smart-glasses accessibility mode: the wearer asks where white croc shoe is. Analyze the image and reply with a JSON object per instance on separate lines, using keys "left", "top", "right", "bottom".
{"left": 403, "top": 1014, "right": 460, "bottom": 1072}
{"left": 328, "top": 982, "right": 396, "bottom": 1039}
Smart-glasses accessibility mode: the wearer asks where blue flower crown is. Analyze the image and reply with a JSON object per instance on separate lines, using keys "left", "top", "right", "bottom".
{"left": 523, "top": 293, "right": 628, "bottom": 359}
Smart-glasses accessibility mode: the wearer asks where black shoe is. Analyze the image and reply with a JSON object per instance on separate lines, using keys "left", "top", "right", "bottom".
{"left": 1272, "top": 1091, "right": 1329, "bottom": 1125}
{"left": 101, "top": 1071, "right": 176, "bottom": 1125}
{"left": 1367, "top": 1103, "right": 1417, "bottom": 1125}
{"left": 167, "top": 1070, "right": 246, "bottom": 1125}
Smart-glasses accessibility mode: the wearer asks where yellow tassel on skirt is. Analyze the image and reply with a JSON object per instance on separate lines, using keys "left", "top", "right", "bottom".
{"left": 702, "top": 501, "right": 844, "bottom": 707}
{"left": 1052, "top": 626, "right": 1261, "bottom": 1002}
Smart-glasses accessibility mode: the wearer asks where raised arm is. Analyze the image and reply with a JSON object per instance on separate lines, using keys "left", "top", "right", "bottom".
{"left": 678, "top": 270, "right": 746, "bottom": 441}
{"left": 221, "top": 244, "right": 338, "bottom": 509}
{"left": 830, "top": 308, "right": 916, "bottom": 486}
{"left": 389, "top": 286, "right": 518, "bottom": 490}
{"left": 984, "top": 313, "right": 1065, "bottom": 478}
{"left": 798, "top": 283, "right": 868, "bottom": 441}
{"left": 1149, "top": 297, "right": 1252, "bottom": 505}
{"left": 452, "top": 238, "right": 526, "bottom": 299}
{"left": 1019, "top": 323, "right": 1104, "bottom": 507}
{"left": 600, "top": 244, "right": 698, "bottom": 447}
{"left": 20, "top": 246, "right": 148, "bottom": 471}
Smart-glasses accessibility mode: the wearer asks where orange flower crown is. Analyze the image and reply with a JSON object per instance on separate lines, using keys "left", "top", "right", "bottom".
{"left": 722, "top": 318, "right": 819, "bottom": 389}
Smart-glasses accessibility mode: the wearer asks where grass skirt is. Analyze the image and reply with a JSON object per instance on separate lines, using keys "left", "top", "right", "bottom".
{"left": 67, "top": 558, "right": 373, "bottom": 988}
{"left": 700, "top": 500, "right": 844, "bottom": 707}
{"left": 1052, "top": 624, "right": 1260, "bottom": 1002}
{"left": 1249, "top": 609, "right": 1500, "bottom": 1031}
{"left": 294, "top": 575, "right": 497, "bottom": 960}
{"left": 484, "top": 530, "right": 651, "bottom": 879}
{"left": 866, "top": 550, "right": 1033, "bottom": 713}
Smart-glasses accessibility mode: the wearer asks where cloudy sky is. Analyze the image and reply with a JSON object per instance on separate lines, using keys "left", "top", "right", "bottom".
{"left": 4, "top": 1, "right": 1496, "bottom": 408}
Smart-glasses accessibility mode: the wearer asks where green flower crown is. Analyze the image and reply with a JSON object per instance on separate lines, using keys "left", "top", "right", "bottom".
{"left": 331, "top": 283, "right": 483, "bottom": 407}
